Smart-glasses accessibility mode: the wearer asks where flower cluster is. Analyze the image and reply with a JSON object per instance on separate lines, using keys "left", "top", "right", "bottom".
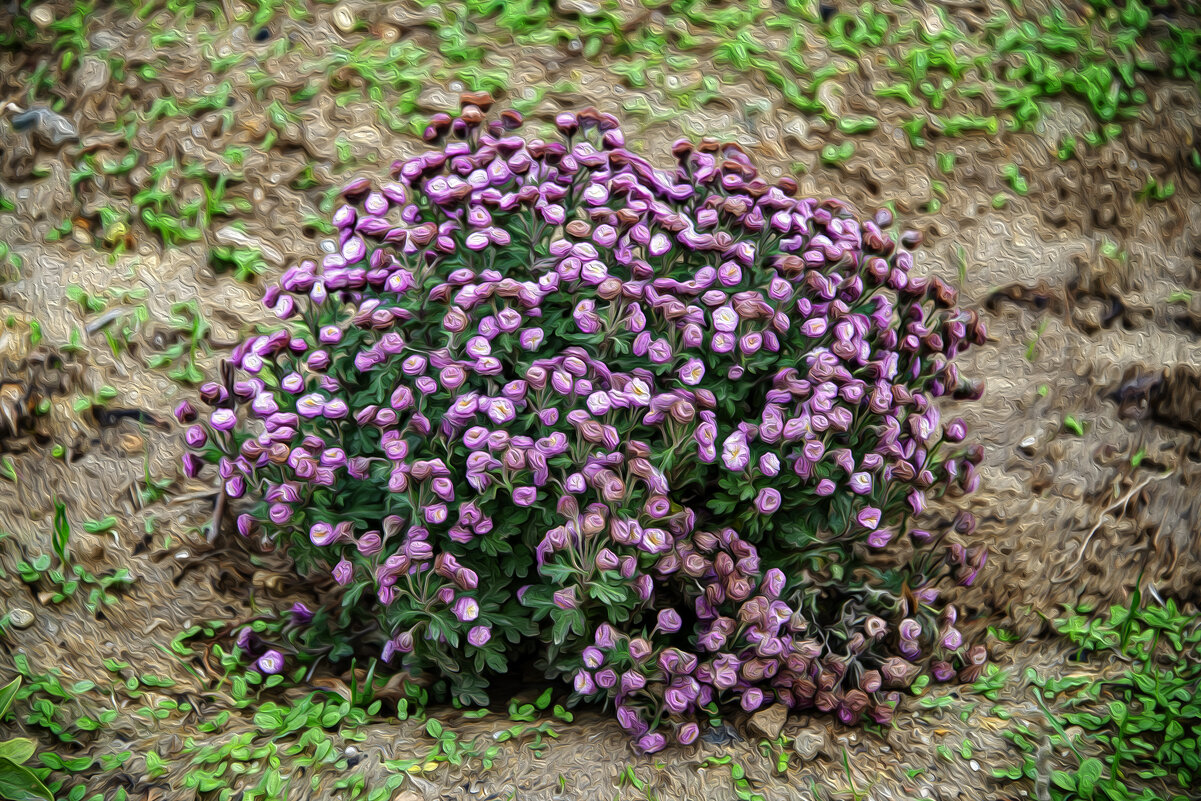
{"left": 181, "top": 96, "right": 986, "bottom": 750}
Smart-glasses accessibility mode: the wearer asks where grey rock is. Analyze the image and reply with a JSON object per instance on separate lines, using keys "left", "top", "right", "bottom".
{"left": 75, "top": 56, "right": 111, "bottom": 96}
{"left": 747, "top": 703, "right": 789, "bottom": 741}
{"left": 701, "top": 721, "right": 741, "bottom": 745}
{"left": 214, "top": 225, "right": 285, "bottom": 266}
{"left": 792, "top": 728, "right": 825, "bottom": 761}
{"left": 11, "top": 106, "right": 78, "bottom": 146}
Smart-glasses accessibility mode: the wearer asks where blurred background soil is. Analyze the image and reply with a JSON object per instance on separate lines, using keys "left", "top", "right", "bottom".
{"left": 0, "top": 0, "right": 1199, "bottom": 798}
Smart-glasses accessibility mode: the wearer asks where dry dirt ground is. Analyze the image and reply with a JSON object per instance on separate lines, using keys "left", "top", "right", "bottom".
{"left": 0, "top": 1, "right": 1199, "bottom": 799}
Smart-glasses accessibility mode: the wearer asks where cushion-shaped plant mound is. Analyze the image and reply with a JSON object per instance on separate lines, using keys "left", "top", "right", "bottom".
{"left": 180, "top": 97, "right": 988, "bottom": 751}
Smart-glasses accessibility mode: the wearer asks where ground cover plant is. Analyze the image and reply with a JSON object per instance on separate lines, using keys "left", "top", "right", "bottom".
{"left": 181, "top": 96, "right": 988, "bottom": 750}
{"left": 998, "top": 595, "right": 1201, "bottom": 801}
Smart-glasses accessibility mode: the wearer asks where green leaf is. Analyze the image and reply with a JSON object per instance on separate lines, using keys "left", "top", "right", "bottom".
{"left": 51, "top": 498, "right": 70, "bottom": 566}
{"left": 1051, "top": 770, "right": 1077, "bottom": 792}
{"left": 0, "top": 678, "right": 20, "bottom": 718}
{"left": 82, "top": 517, "right": 117, "bottom": 534}
{"left": 0, "top": 739, "right": 36, "bottom": 765}
{"left": 0, "top": 757, "right": 53, "bottom": 801}
{"left": 1078, "top": 757, "right": 1103, "bottom": 798}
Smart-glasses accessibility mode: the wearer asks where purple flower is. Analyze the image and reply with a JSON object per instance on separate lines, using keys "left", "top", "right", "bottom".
{"left": 940, "top": 627, "right": 963, "bottom": 651}
{"left": 628, "top": 638, "right": 652, "bottom": 661}
{"left": 754, "top": 487, "right": 781, "bottom": 514}
{"left": 467, "top": 625, "right": 491, "bottom": 647}
{"left": 741, "top": 687, "right": 765, "bottom": 712}
{"left": 677, "top": 722, "right": 700, "bottom": 745}
{"left": 856, "top": 507, "right": 882, "bottom": 530}
{"left": 636, "top": 733, "right": 667, "bottom": 754}
{"left": 332, "top": 558, "right": 352, "bottom": 585}
{"left": 866, "top": 528, "right": 893, "bottom": 548}
{"left": 849, "top": 472, "right": 873, "bottom": 494}
{"left": 512, "top": 486, "right": 537, "bottom": 507}
{"left": 290, "top": 602, "right": 314, "bottom": 625}
{"left": 574, "top": 669, "right": 597, "bottom": 695}
{"left": 185, "top": 425, "right": 207, "bottom": 448}
{"left": 453, "top": 597, "right": 480, "bottom": 622}
{"left": 553, "top": 587, "right": 578, "bottom": 610}
{"left": 210, "top": 409, "right": 236, "bottom": 431}
{"left": 721, "top": 431, "right": 750, "bottom": 472}
{"left": 174, "top": 401, "right": 197, "bottom": 423}
{"left": 656, "top": 609, "right": 682, "bottom": 634}
{"left": 256, "top": 649, "right": 284, "bottom": 674}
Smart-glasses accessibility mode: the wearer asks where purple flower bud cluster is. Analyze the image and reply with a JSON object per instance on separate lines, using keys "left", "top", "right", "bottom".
{"left": 182, "top": 98, "right": 986, "bottom": 751}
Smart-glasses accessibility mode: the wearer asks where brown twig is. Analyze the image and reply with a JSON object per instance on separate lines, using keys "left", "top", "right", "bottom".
{"left": 1054, "top": 472, "right": 1173, "bottom": 580}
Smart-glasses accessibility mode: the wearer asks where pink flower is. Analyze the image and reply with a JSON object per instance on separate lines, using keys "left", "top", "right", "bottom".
{"left": 678, "top": 358, "right": 705, "bottom": 385}
{"left": 857, "top": 506, "right": 882, "bottom": 529}
{"left": 754, "top": 487, "right": 781, "bottom": 514}
{"left": 849, "top": 472, "right": 873, "bottom": 494}
{"left": 467, "top": 625, "right": 491, "bottom": 647}
{"left": 721, "top": 431, "right": 750, "bottom": 472}
{"left": 656, "top": 608, "right": 682, "bottom": 633}
{"left": 453, "top": 597, "right": 480, "bottom": 622}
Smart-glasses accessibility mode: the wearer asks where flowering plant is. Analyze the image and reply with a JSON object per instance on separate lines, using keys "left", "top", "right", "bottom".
{"left": 180, "top": 96, "right": 987, "bottom": 751}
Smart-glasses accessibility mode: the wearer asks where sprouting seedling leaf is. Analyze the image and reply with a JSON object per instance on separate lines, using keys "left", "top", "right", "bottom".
{"left": 82, "top": 516, "right": 117, "bottom": 534}
{"left": 1064, "top": 415, "right": 1085, "bottom": 436}
{"left": 51, "top": 498, "right": 70, "bottom": 566}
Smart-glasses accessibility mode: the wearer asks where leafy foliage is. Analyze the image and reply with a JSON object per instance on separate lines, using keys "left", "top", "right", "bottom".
{"left": 999, "top": 597, "right": 1201, "bottom": 801}
{"left": 0, "top": 679, "right": 53, "bottom": 801}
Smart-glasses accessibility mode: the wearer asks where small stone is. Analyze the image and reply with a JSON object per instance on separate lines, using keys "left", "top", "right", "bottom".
{"left": 747, "top": 703, "right": 788, "bottom": 741}
{"left": 74, "top": 56, "right": 111, "bottom": 96}
{"left": 700, "top": 721, "right": 740, "bottom": 745}
{"left": 8, "top": 607, "right": 35, "bottom": 629}
{"left": 792, "top": 729, "right": 824, "bottom": 761}
{"left": 332, "top": 3, "right": 357, "bottom": 33}
{"left": 1018, "top": 435, "right": 1038, "bottom": 455}
{"left": 78, "top": 534, "right": 105, "bottom": 561}
{"left": 30, "top": 5, "right": 54, "bottom": 28}
{"left": 214, "top": 225, "right": 285, "bottom": 266}
{"left": 559, "top": 0, "right": 601, "bottom": 14}
{"left": 970, "top": 759, "right": 980, "bottom": 771}
{"left": 10, "top": 106, "right": 78, "bottom": 146}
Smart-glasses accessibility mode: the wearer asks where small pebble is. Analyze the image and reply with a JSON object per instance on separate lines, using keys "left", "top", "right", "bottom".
{"left": 970, "top": 759, "right": 980, "bottom": 771}
{"left": 30, "top": 5, "right": 54, "bottom": 28}
{"left": 8, "top": 608, "right": 35, "bottom": 629}
{"left": 1018, "top": 435, "right": 1038, "bottom": 455}
{"left": 332, "top": 3, "right": 356, "bottom": 33}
